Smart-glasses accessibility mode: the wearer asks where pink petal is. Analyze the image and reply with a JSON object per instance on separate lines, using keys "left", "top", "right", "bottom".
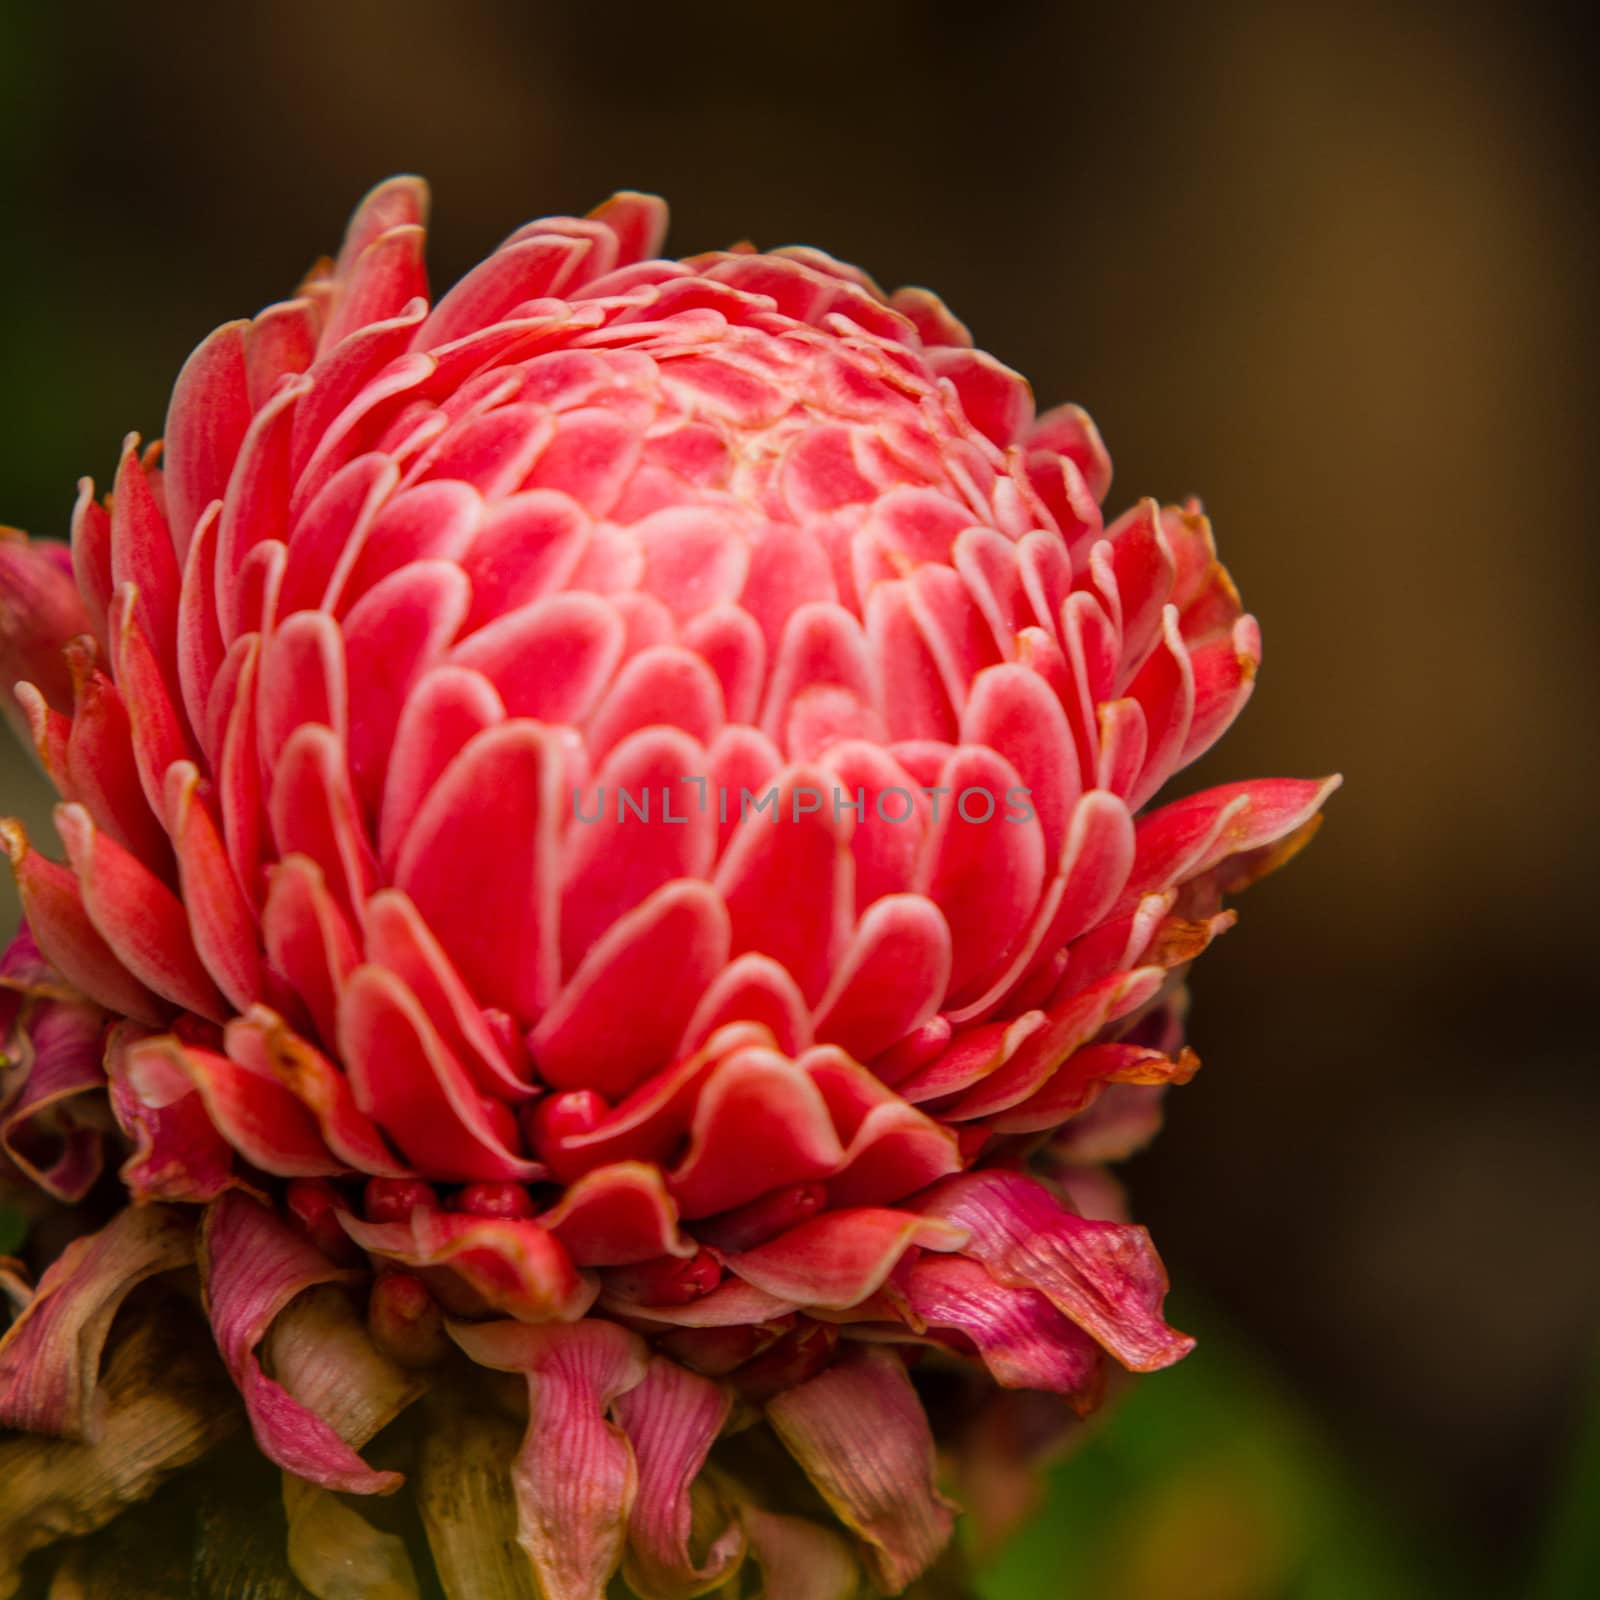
{"left": 105, "top": 1020, "right": 237, "bottom": 1202}
{"left": 460, "top": 487, "right": 591, "bottom": 629}
{"left": 811, "top": 894, "right": 951, "bottom": 1064}
{"left": 863, "top": 581, "right": 957, "bottom": 742}
{"left": 214, "top": 378, "right": 305, "bottom": 641}
{"left": 927, "top": 346, "right": 1034, "bottom": 448}
{"left": 667, "top": 1045, "right": 845, "bottom": 1219}
{"left": 210, "top": 633, "right": 266, "bottom": 899}
{"left": 911, "top": 1171, "right": 1193, "bottom": 1371}
{"left": 341, "top": 1205, "right": 592, "bottom": 1323}
{"left": 722, "top": 1208, "right": 966, "bottom": 1309}
{"left": 244, "top": 298, "right": 318, "bottom": 409}
{"left": 815, "top": 740, "right": 931, "bottom": 912}
{"left": 261, "top": 854, "right": 360, "bottom": 1053}
{"left": 343, "top": 560, "right": 473, "bottom": 814}
{"left": 531, "top": 1023, "right": 770, "bottom": 1185}
{"left": 942, "top": 966, "right": 1164, "bottom": 1122}
{"left": 0, "top": 997, "right": 107, "bottom": 1201}
{"left": 960, "top": 662, "right": 1080, "bottom": 865}
{"left": 109, "top": 584, "right": 195, "bottom": 824}
{"left": 676, "top": 952, "right": 813, "bottom": 1058}
{"left": 415, "top": 235, "right": 594, "bottom": 350}
{"left": 716, "top": 767, "right": 855, "bottom": 1007}
{"left": 224, "top": 1008, "right": 408, "bottom": 1177}
{"left": 893, "top": 1012, "right": 1048, "bottom": 1105}
{"left": 162, "top": 321, "right": 251, "bottom": 560}
{"left": 290, "top": 326, "right": 430, "bottom": 504}
{"left": 257, "top": 609, "right": 348, "bottom": 772}
{"left": 394, "top": 721, "right": 567, "bottom": 1022}
{"left": 322, "top": 223, "right": 428, "bottom": 349}
{"left": 534, "top": 880, "right": 729, "bottom": 1099}
{"left": 561, "top": 728, "right": 718, "bottom": 972}
{"left": 69, "top": 483, "right": 114, "bottom": 652}
{"left": 377, "top": 663, "right": 504, "bottom": 873}
{"left": 542, "top": 1161, "right": 694, "bottom": 1267}
{"left": 108, "top": 440, "right": 182, "bottom": 688}
{"left": 124, "top": 1031, "right": 339, "bottom": 1177}
{"left": 407, "top": 402, "right": 554, "bottom": 499}
{"left": 634, "top": 504, "right": 751, "bottom": 624}
{"left": 447, "top": 1318, "right": 647, "bottom": 1600}
{"left": 765, "top": 1344, "right": 955, "bottom": 1594}
{"left": 1122, "top": 776, "right": 1342, "bottom": 910}
{"left": 1180, "top": 613, "right": 1261, "bottom": 766}
{"left": 1029, "top": 403, "right": 1112, "bottom": 504}
{"left": 338, "top": 964, "right": 542, "bottom": 1180}
{"left": 64, "top": 654, "right": 172, "bottom": 874}
{"left": 616, "top": 1356, "right": 744, "bottom": 1599}
{"left": 164, "top": 763, "right": 262, "bottom": 1013}
{"left": 681, "top": 604, "right": 766, "bottom": 726}
{"left": 56, "top": 803, "right": 227, "bottom": 1021}
{"left": 915, "top": 746, "right": 1045, "bottom": 1000}
{"left": 450, "top": 591, "right": 624, "bottom": 725}
{"left": 586, "top": 645, "right": 725, "bottom": 766}
{"left": 270, "top": 723, "right": 378, "bottom": 930}
{"left": 903, "top": 1255, "right": 1103, "bottom": 1400}
{"left": 333, "top": 175, "right": 430, "bottom": 282}
{"left": 201, "top": 1191, "right": 400, "bottom": 1493}
{"left": 280, "top": 453, "right": 399, "bottom": 617}
{"left": 588, "top": 191, "right": 670, "bottom": 265}
{"left": 364, "top": 888, "right": 530, "bottom": 1101}
{"left": 1123, "top": 605, "right": 1195, "bottom": 808}
{"left": 0, "top": 1204, "right": 194, "bottom": 1436}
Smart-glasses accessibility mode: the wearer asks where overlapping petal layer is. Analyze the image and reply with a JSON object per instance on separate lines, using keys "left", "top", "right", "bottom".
{"left": 0, "top": 177, "right": 1333, "bottom": 1596}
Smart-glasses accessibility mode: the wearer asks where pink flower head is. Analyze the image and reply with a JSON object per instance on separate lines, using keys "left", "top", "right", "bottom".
{"left": 0, "top": 178, "right": 1335, "bottom": 1595}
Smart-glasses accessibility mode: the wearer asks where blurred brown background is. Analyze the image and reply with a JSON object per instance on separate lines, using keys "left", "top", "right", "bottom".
{"left": 1, "top": 0, "right": 1594, "bottom": 1589}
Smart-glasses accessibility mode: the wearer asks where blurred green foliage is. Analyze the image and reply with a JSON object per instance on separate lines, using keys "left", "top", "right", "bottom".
{"left": 1533, "top": 1349, "right": 1600, "bottom": 1600}
{"left": 0, "top": 1203, "right": 23, "bottom": 1257}
{"left": 974, "top": 1313, "right": 1463, "bottom": 1600}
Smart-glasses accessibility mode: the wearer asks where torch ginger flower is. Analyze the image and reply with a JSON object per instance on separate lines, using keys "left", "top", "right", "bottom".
{"left": 0, "top": 177, "right": 1334, "bottom": 1597}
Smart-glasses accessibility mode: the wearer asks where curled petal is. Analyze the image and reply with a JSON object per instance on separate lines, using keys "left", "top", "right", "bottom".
{"left": 1122, "top": 775, "right": 1341, "bottom": 911}
{"left": 0, "top": 1203, "right": 194, "bottom": 1436}
{"left": 105, "top": 1021, "right": 238, "bottom": 1203}
{"left": 901, "top": 1255, "right": 1103, "bottom": 1404}
{"left": 734, "top": 1502, "right": 860, "bottom": 1600}
{"left": 200, "top": 1190, "right": 401, "bottom": 1493}
{"left": 765, "top": 1343, "right": 955, "bottom": 1594}
{"left": 448, "top": 1317, "right": 650, "bottom": 1600}
{"left": 615, "top": 1355, "right": 744, "bottom": 1599}
{"left": 124, "top": 1030, "right": 341, "bottom": 1178}
{"left": 338, "top": 1204, "right": 593, "bottom": 1324}
{"left": 910, "top": 1170, "right": 1193, "bottom": 1371}
{"left": 0, "top": 1295, "right": 240, "bottom": 1596}
{"left": 0, "top": 996, "right": 106, "bottom": 1202}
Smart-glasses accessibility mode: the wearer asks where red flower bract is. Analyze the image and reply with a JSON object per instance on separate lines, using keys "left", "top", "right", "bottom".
{"left": 0, "top": 178, "right": 1335, "bottom": 1597}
